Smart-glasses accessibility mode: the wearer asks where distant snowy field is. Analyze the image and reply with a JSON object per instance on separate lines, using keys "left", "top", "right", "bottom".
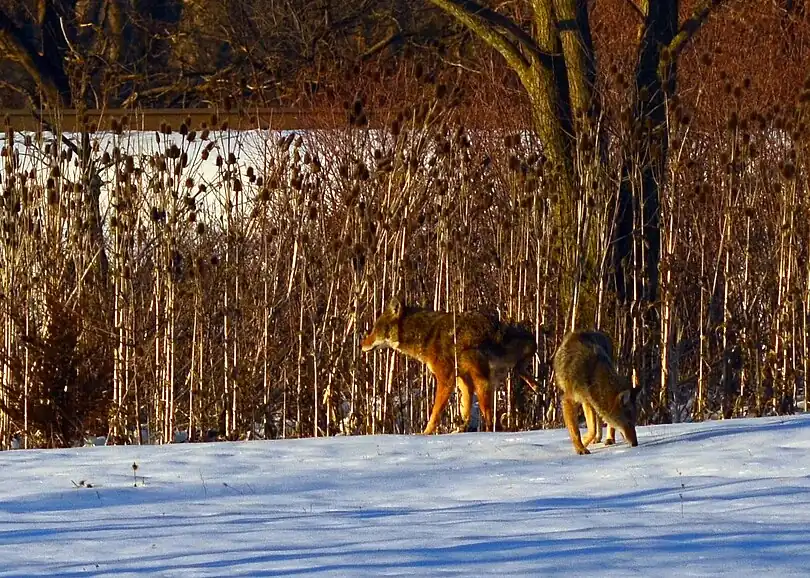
{"left": 1, "top": 415, "right": 809, "bottom": 577}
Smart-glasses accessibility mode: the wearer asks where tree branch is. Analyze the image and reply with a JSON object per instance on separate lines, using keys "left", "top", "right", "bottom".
{"left": 551, "top": 0, "right": 595, "bottom": 118}
{"left": 429, "top": 0, "right": 555, "bottom": 72}
{"left": 0, "top": 9, "right": 71, "bottom": 107}
{"left": 361, "top": 31, "right": 406, "bottom": 61}
{"left": 623, "top": 0, "right": 647, "bottom": 20}
{"left": 666, "top": 0, "right": 728, "bottom": 63}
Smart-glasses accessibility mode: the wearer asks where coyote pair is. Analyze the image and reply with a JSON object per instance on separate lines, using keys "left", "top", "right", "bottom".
{"left": 553, "top": 330, "right": 639, "bottom": 454}
{"left": 361, "top": 297, "right": 538, "bottom": 434}
{"left": 361, "top": 299, "right": 639, "bottom": 453}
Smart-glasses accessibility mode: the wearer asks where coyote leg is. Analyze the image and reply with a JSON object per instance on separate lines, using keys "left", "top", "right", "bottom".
{"left": 592, "top": 404, "right": 604, "bottom": 444}
{"left": 604, "top": 425, "right": 616, "bottom": 445}
{"left": 461, "top": 352, "right": 494, "bottom": 432}
{"left": 582, "top": 402, "right": 602, "bottom": 447}
{"left": 455, "top": 377, "right": 473, "bottom": 432}
{"left": 423, "top": 373, "right": 454, "bottom": 434}
{"left": 562, "top": 396, "right": 589, "bottom": 455}
{"left": 474, "top": 380, "right": 494, "bottom": 432}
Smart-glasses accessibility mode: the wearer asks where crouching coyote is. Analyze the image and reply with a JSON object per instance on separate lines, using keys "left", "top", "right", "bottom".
{"left": 553, "top": 330, "right": 640, "bottom": 455}
{"left": 361, "top": 297, "right": 539, "bottom": 434}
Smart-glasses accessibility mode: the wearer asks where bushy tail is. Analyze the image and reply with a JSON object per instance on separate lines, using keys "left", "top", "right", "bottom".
{"left": 483, "top": 324, "right": 540, "bottom": 391}
{"left": 519, "top": 372, "right": 541, "bottom": 393}
{"left": 488, "top": 325, "right": 537, "bottom": 363}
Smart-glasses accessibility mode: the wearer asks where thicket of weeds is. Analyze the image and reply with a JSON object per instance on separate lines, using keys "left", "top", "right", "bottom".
{"left": 1, "top": 58, "right": 809, "bottom": 448}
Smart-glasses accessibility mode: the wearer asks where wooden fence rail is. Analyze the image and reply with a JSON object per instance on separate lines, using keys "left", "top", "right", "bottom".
{"left": 0, "top": 108, "right": 341, "bottom": 132}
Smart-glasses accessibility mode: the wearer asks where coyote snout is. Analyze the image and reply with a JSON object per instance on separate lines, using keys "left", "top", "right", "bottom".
{"left": 553, "top": 330, "right": 639, "bottom": 455}
{"left": 362, "top": 297, "right": 539, "bottom": 434}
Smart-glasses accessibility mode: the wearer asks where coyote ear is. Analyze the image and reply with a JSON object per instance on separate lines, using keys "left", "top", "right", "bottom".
{"left": 618, "top": 389, "right": 632, "bottom": 406}
{"left": 386, "top": 296, "right": 403, "bottom": 317}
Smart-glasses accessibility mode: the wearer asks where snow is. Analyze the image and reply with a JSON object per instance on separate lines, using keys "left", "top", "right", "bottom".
{"left": 1, "top": 414, "right": 809, "bottom": 577}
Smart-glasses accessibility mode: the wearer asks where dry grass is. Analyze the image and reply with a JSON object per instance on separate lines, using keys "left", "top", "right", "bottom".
{"left": 0, "top": 61, "right": 809, "bottom": 448}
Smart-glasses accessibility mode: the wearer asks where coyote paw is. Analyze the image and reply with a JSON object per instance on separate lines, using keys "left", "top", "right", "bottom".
{"left": 575, "top": 447, "right": 591, "bottom": 455}
{"left": 604, "top": 438, "right": 615, "bottom": 446}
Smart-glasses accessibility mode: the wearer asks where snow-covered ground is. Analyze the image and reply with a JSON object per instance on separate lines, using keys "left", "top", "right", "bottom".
{"left": 1, "top": 414, "right": 809, "bottom": 577}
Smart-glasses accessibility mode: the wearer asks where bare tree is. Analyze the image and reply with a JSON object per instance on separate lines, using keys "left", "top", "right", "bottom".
{"left": 424, "top": 0, "right": 729, "bottom": 417}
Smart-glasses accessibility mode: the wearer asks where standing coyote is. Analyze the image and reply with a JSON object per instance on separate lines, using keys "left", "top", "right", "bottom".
{"left": 553, "top": 330, "right": 639, "bottom": 454}
{"left": 361, "top": 297, "right": 538, "bottom": 434}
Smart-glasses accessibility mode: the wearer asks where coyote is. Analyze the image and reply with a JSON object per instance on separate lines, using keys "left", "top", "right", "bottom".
{"left": 553, "top": 330, "right": 639, "bottom": 454}
{"left": 361, "top": 297, "right": 538, "bottom": 434}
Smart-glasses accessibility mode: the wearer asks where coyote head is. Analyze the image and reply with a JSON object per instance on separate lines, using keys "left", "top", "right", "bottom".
{"left": 361, "top": 297, "right": 404, "bottom": 352}
{"left": 616, "top": 385, "right": 641, "bottom": 446}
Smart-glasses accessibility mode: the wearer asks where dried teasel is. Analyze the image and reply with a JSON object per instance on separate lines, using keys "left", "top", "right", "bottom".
{"left": 353, "top": 162, "right": 370, "bottom": 181}
{"left": 698, "top": 182, "right": 711, "bottom": 203}
{"left": 781, "top": 162, "right": 796, "bottom": 181}
{"left": 726, "top": 111, "right": 739, "bottom": 133}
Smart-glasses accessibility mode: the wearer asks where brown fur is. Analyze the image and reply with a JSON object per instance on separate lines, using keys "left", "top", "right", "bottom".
{"left": 361, "top": 297, "right": 538, "bottom": 434}
{"left": 553, "top": 330, "right": 640, "bottom": 455}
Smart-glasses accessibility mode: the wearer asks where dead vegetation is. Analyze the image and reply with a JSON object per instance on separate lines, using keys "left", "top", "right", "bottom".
{"left": 0, "top": 2, "right": 809, "bottom": 447}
